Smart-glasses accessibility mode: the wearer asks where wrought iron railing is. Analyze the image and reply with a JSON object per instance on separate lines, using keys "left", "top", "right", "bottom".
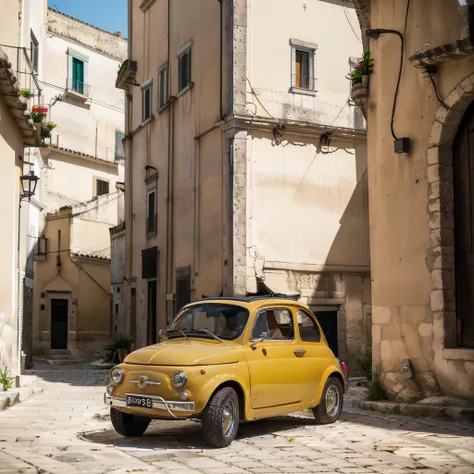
{"left": 292, "top": 74, "right": 317, "bottom": 91}
{"left": 67, "top": 78, "right": 90, "bottom": 97}
{"left": 0, "top": 43, "right": 42, "bottom": 103}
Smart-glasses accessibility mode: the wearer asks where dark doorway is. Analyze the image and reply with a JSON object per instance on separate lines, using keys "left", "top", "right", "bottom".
{"left": 453, "top": 101, "right": 474, "bottom": 348}
{"left": 314, "top": 310, "right": 338, "bottom": 356}
{"left": 51, "top": 299, "right": 68, "bottom": 349}
{"left": 147, "top": 281, "right": 157, "bottom": 345}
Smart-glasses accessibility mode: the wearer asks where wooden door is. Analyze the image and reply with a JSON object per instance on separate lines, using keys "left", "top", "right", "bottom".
{"left": 51, "top": 299, "right": 68, "bottom": 350}
{"left": 453, "top": 101, "right": 474, "bottom": 348}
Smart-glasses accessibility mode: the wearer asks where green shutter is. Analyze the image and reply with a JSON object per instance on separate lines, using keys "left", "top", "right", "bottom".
{"left": 72, "top": 57, "right": 84, "bottom": 94}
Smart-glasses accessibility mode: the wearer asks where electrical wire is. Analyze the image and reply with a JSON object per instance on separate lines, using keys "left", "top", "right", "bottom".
{"left": 428, "top": 74, "right": 449, "bottom": 110}
{"left": 246, "top": 77, "right": 274, "bottom": 119}
{"left": 343, "top": 7, "right": 362, "bottom": 45}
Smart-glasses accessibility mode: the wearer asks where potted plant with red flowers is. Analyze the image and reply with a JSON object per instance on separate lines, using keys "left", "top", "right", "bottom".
{"left": 31, "top": 106, "right": 49, "bottom": 141}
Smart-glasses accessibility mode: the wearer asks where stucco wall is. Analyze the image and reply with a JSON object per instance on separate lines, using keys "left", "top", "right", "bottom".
{"left": 0, "top": 96, "right": 23, "bottom": 376}
{"left": 367, "top": 0, "right": 474, "bottom": 400}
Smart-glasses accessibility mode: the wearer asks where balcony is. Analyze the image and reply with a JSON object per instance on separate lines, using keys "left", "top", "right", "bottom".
{"left": 0, "top": 44, "right": 42, "bottom": 147}
{"left": 65, "top": 78, "right": 90, "bottom": 103}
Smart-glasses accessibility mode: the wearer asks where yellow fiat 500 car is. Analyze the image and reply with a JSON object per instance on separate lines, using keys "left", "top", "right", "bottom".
{"left": 105, "top": 295, "right": 348, "bottom": 448}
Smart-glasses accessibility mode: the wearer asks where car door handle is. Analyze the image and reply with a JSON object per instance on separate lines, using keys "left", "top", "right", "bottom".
{"left": 294, "top": 350, "right": 306, "bottom": 357}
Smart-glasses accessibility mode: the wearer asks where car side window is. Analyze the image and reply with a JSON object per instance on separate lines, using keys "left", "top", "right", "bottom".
{"left": 296, "top": 310, "right": 321, "bottom": 342}
{"left": 251, "top": 309, "right": 295, "bottom": 341}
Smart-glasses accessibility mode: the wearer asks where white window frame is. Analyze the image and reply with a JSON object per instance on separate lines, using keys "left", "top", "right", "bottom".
{"left": 157, "top": 62, "right": 169, "bottom": 110}
{"left": 290, "top": 38, "right": 318, "bottom": 96}
{"left": 141, "top": 78, "right": 153, "bottom": 123}
{"left": 146, "top": 188, "right": 157, "bottom": 236}
{"left": 177, "top": 39, "right": 193, "bottom": 95}
{"left": 348, "top": 56, "right": 362, "bottom": 105}
{"left": 67, "top": 48, "right": 89, "bottom": 97}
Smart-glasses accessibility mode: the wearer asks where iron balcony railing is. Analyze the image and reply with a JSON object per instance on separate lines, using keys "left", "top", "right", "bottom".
{"left": 0, "top": 43, "right": 42, "bottom": 103}
{"left": 67, "top": 78, "right": 90, "bottom": 97}
{"left": 292, "top": 74, "right": 317, "bottom": 91}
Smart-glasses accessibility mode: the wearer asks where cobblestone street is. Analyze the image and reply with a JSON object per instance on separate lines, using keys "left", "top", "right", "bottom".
{"left": 0, "top": 370, "right": 473, "bottom": 474}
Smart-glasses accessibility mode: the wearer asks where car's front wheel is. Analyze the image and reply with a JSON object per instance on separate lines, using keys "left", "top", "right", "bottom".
{"left": 110, "top": 408, "right": 151, "bottom": 437}
{"left": 202, "top": 387, "right": 240, "bottom": 448}
{"left": 312, "top": 376, "right": 343, "bottom": 424}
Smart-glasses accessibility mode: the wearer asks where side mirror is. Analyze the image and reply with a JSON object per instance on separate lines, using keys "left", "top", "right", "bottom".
{"left": 250, "top": 338, "right": 263, "bottom": 350}
{"left": 158, "top": 329, "right": 165, "bottom": 342}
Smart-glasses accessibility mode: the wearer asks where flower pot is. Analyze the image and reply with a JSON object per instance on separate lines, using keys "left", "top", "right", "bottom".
{"left": 115, "top": 349, "right": 130, "bottom": 363}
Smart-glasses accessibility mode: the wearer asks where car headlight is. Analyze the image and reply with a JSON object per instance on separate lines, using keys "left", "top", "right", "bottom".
{"left": 172, "top": 371, "right": 187, "bottom": 388}
{"left": 110, "top": 368, "right": 124, "bottom": 384}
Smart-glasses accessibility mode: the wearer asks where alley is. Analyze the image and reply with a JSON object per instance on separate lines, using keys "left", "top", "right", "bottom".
{"left": 0, "top": 370, "right": 473, "bottom": 474}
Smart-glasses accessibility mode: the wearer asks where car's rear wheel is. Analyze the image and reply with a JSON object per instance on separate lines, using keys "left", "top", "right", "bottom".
{"left": 312, "top": 376, "right": 343, "bottom": 424}
{"left": 202, "top": 387, "right": 239, "bottom": 448}
{"left": 110, "top": 408, "right": 151, "bottom": 437}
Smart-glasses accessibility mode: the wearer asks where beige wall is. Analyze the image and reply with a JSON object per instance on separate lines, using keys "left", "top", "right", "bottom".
{"left": 364, "top": 0, "right": 474, "bottom": 399}
{"left": 122, "top": 0, "right": 369, "bottom": 365}
{"left": 0, "top": 96, "right": 24, "bottom": 377}
{"left": 33, "top": 208, "right": 112, "bottom": 359}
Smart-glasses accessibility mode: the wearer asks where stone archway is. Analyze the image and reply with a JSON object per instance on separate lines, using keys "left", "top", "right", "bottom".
{"left": 427, "top": 73, "right": 474, "bottom": 353}
{"left": 351, "top": 0, "right": 371, "bottom": 50}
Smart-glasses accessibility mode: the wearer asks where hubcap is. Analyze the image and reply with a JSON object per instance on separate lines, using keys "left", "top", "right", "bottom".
{"left": 325, "top": 385, "right": 340, "bottom": 417}
{"left": 222, "top": 398, "right": 237, "bottom": 437}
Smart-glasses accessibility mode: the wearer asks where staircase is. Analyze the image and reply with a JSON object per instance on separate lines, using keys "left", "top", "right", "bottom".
{"left": 33, "top": 350, "right": 86, "bottom": 366}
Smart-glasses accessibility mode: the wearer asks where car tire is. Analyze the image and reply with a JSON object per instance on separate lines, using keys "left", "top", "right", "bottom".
{"left": 203, "top": 387, "right": 240, "bottom": 448}
{"left": 110, "top": 408, "right": 151, "bottom": 437}
{"left": 312, "top": 376, "right": 344, "bottom": 424}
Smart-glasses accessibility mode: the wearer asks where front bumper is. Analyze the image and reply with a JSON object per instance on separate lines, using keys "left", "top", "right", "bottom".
{"left": 104, "top": 393, "right": 195, "bottom": 418}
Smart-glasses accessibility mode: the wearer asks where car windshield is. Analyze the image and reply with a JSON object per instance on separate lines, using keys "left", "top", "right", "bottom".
{"left": 167, "top": 303, "right": 249, "bottom": 341}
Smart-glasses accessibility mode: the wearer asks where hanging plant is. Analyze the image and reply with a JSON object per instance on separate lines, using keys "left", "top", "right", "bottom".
{"left": 40, "top": 124, "right": 52, "bottom": 138}
{"left": 20, "top": 89, "right": 32, "bottom": 99}
{"left": 31, "top": 111, "right": 45, "bottom": 123}
{"left": 347, "top": 51, "right": 374, "bottom": 85}
{"left": 45, "top": 122, "right": 57, "bottom": 131}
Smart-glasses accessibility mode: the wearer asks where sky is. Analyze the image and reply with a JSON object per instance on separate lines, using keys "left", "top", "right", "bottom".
{"left": 47, "top": 0, "right": 128, "bottom": 37}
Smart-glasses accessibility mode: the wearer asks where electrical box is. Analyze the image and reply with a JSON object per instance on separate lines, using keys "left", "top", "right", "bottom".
{"left": 394, "top": 137, "right": 410, "bottom": 154}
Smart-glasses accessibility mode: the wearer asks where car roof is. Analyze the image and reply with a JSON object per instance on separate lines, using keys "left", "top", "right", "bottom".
{"left": 185, "top": 294, "right": 304, "bottom": 309}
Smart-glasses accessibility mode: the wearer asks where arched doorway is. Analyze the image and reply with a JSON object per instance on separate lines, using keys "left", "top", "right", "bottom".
{"left": 453, "top": 100, "right": 474, "bottom": 348}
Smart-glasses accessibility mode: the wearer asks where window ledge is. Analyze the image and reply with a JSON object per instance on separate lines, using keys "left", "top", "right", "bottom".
{"left": 146, "top": 230, "right": 157, "bottom": 239}
{"left": 140, "top": 0, "right": 156, "bottom": 12}
{"left": 290, "top": 86, "right": 318, "bottom": 97}
{"left": 443, "top": 348, "right": 474, "bottom": 362}
{"left": 157, "top": 102, "right": 170, "bottom": 114}
{"left": 140, "top": 116, "right": 154, "bottom": 127}
{"left": 177, "top": 81, "right": 194, "bottom": 98}
{"left": 65, "top": 89, "right": 89, "bottom": 103}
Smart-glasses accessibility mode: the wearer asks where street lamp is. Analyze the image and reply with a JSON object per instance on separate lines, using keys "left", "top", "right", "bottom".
{"left": 20, "top": 170, "right": 39, "bottom": 201}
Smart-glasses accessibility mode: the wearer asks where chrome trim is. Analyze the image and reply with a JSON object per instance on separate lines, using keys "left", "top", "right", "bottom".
{"left": 104, "top": 393, "right": 195, "bottom": 418}
{"left": 129, "top": 375, "right": 161, "bottom": 389}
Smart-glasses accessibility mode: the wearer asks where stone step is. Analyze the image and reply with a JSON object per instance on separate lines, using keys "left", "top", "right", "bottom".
{"left": 49, "top": 349, "right": 71, "bottom": 356}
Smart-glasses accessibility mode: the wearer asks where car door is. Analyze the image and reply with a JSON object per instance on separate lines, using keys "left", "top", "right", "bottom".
{"left": 245, "top": 307, "right": 306, "bottom": 409}
{"left": 293, "top": 308, "right": 334, "bottom": 404}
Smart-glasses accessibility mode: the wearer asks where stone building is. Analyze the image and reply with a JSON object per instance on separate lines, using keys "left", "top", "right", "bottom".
{"left": 351, "top": 0, "right": 474, "bottom": 399}
{"left": 0, "top": 0, "right": 43, "bottom": 381}
{"left": 116, "top": 0, "right": 370, "bottom": 370}
{"left": 28, "top": 8, "right": 127, "bottom": 362}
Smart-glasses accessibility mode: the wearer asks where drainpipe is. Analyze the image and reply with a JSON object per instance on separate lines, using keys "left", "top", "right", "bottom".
{"left": 16, "top": 198, "right": 22, "bottom": 382}
{"left": 218, "top": 0, "right": 223, "bottom": 119}
{"left": 166, "top": 0, "right": 174, "bottom": 322}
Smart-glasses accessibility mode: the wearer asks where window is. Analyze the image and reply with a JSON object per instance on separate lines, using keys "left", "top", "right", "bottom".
{"left": 96, "top": 179, "right": 109, "bottom": 196}
{"left": 296, "top": 310, "right": 321, "bottom": 342}
{"left": 67, "top": 49, "right": 89, "bottom": 98}
{"left": 158, "top": 64, "right": 168, "bottom": 108}
{"left": 33, "top": 237, "right": 47, "bottom": 262}
{"left": 30, "top": 30, "right": 39, "bottom": 73}
{"left": 115, "top": 130, "right": 125, "bottom": 160}
{"left": 141, "top": 81, "right": 153, "bottom": 121}
{"left": 178, "top": 47, "right": 192, "bottom": 92}
{"left": 146, "top": 189, "right": 156, "bottom": 235}
{"left": 72, "top": 57, "right": 85, "bottom": 94}
{"left": 251, "top": 308, "right": 294, "bottom": 341}
{"left": 290, "top": 39, "right": 317, "bottom": 93}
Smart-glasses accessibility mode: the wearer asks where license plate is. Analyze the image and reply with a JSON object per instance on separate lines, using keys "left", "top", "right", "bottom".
{"left": 126, "top": 395, "right": 153, "bottom": 408}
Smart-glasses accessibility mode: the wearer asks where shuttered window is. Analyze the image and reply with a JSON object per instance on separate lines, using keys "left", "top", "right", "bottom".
{"left": 175, "top": 272, "right": 191, "bottom": 314}
{"left": 30, "top": 30, "right": 39, "bottom": 73}
{"left": 178, "top": 48, "right": 192, "bottom": 92}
